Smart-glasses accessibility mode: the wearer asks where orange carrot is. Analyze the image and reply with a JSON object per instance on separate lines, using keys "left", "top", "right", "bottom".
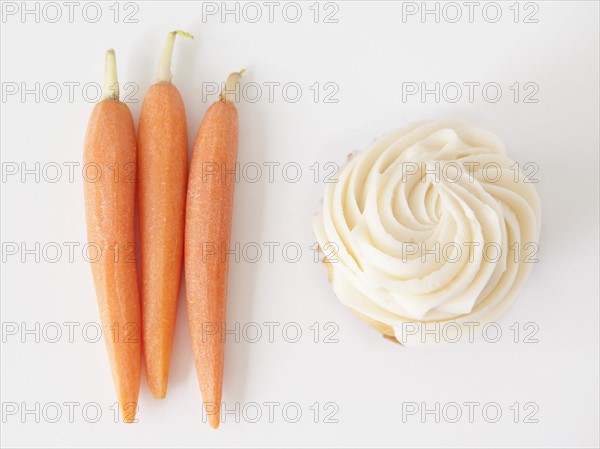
{"left": 83, "top": 49, "right": 141, "bottom": 423}
{"left": 138, "top": 30, "right": 192, "bottom": 399}
{"left": 185, "top": 70, "right": 244, "bottom": 429}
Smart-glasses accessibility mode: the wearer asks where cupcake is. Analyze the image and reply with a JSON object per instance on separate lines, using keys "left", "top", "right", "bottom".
{"left": 313, "top": 121, "right": 541, "bottom": 346}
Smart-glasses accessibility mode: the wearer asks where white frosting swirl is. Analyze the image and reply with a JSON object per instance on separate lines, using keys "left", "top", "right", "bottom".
{"left": 313, "top": 121, "right": 541, "bottom": 346}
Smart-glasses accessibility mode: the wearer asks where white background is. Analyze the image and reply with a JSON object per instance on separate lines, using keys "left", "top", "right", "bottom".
{"left": 1, "top": 1, "right": 599, "bottom": 447}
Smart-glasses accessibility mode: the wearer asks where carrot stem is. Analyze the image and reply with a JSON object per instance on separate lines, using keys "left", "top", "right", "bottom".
{"left": 220, "top": 70, "right": 245, "bottom": 103}
{"left": 157, "top": 30, "right": 194, "bottom": 83}
{"left": 103, "top": 49, "right": 119, "bottom": 101}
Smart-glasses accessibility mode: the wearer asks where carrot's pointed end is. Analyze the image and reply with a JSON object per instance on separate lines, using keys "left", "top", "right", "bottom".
{"left": 208, "top": 413, "right": 220, "bottom": 429}
{"left": 149, "top": 384, "right": 167, "bottom": 400}
{"left": 123, "top": 415, "right": 136, "bottom": 424}
{"left": 120, "top": 401, "right": 139, "bottom": 424}
{"left": 204, "top": 402, "right": 221, "bottom": 429}
{"left": 146, "top": 370, "right": 168, "bottom": 399}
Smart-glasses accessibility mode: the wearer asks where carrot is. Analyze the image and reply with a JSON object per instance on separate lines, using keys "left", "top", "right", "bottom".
{"left": 138, "top": 30, "right": 192, "bottom": 399}
{"left": 185, "top": 70, "right": 244, "bottom": 429}
{"left": 83, "top": 49, "right": 141, "bottom": 423}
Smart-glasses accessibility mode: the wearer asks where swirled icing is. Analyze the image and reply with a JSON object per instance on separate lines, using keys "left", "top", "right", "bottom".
{"left": 313, "top": 121, "right": 541, "bottom": 346}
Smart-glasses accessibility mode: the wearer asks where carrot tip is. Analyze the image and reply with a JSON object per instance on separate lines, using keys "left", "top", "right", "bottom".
{"left": 149, "top": 388, "right": 167, "bottom": 400}
{"left": 208, "top": 414, "right": 220, "bottom": 429}
{"left": 146, "top": 373, "right": 168, "bottom": 399}
{"left": 121, "top": 402, "right": 138, "bottom": 424}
